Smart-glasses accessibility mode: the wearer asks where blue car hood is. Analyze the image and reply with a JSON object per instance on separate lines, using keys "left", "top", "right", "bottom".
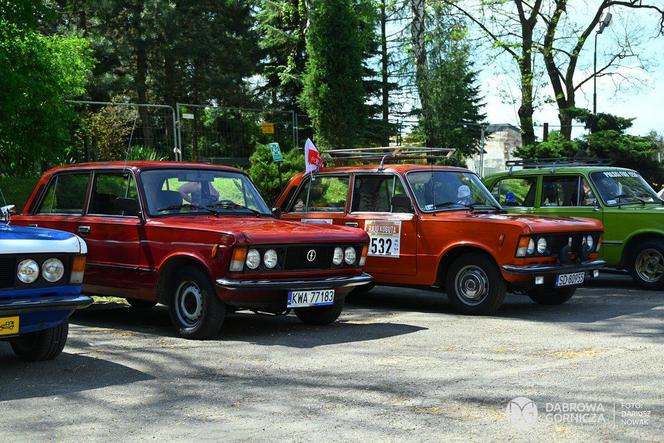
{"left": 0, "top": 223, "right": 86, "bottom": 255}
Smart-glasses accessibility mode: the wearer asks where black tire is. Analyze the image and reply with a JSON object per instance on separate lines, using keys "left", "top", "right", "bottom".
{"left": 527, "top": 287, "right": 576, "bottom": 305}
{"left": 168, "top": 266, "right": 226, "bottom": 339}
{"left": 629, "top": 240, "right": 664, "bottom": 290}
{"left": 295, "top": 300, "right": 344, "bottom": 325}
{"left": 126, "top": 298, "right": 157, "bottom": 309}
{"left": 445, "top": 253, "right": 506, "bottom": 315}
{"left": 10, "top": 322, "right": 69, "bottom": 361}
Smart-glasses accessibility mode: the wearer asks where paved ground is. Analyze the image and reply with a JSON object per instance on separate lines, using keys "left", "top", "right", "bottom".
{"left": 1, "top": 273, "right": 662, "bottom": 442}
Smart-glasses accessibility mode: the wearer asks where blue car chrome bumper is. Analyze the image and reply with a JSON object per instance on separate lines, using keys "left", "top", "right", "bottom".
{"left": 0, "top": 285, "right": 92, "bottom": 336}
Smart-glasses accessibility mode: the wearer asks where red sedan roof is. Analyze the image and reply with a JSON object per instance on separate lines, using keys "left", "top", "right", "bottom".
{"left": 45, "top": 161, "right": 242, "bottom": 174}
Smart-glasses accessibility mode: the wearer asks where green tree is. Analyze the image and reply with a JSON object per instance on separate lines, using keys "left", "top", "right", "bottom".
{"left": 300, "top": 0, "right": 367, "bottom": 149}
{"left": 0, "top": 1, "right": 93, "bottom": 175}
{"left": 257, "top": 0, "right": 309, "bottom": 111}
{"left": 425, "top": 6, "right": 485, "bottom": 158}
{"left": 248, "top": 144, "right": 304, "bottom": 205}
{"left": 516, "top": 109, "right": 664, "bottom": 185}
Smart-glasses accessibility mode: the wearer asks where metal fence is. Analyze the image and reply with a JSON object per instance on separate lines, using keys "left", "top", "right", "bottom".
{"left": 176, "top": 104, "right": 297, "bottom": 166}
{"left": 67, "top": 101, "right": 178, "bottom": 162}
{"left": 64, "top": 101, "right": 435, "bottom": 166}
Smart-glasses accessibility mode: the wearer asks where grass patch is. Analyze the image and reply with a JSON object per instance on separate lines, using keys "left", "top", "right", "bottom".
{"left": 92, "top": 296, "right": 128, "bottom": 305}
{"left": 0, "top": 176, "right": 40, "bottom": 211}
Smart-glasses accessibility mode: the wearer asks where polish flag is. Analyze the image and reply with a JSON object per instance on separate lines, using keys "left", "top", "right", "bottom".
{"left": 304, "top": 138, "right": 324, "bottom": 174}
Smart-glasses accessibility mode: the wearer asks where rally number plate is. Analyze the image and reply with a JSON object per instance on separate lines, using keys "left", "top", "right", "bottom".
{"left": 287, "top": 289, "right": 335, "bottom": 308}
{"left": 555, "top": 272, "right": 585, "bottom": 287}
{"left": 0, "top": 316, "right": 19, "bottom": 336}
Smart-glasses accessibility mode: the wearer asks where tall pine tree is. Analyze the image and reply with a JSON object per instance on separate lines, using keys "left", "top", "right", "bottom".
{"left": 300, "top": 0, "right": 367, "bottom": 149}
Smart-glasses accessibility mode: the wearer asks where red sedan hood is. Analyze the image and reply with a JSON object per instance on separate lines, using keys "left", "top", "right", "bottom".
{"left": 147, "top": 215, "right": 368, "bottom": 244}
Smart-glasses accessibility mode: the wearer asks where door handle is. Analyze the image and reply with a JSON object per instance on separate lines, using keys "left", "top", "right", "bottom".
{"left": 345, "top": 222, "right": 359, "bottom": 228}
{"left": 78, "top": 225, "right": 91, "bottom": 234}
{"left": 28, "top": 223, "right": 38, "bottom": 227}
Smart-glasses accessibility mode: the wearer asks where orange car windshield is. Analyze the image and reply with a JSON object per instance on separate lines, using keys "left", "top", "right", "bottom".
{"left": 406, "top": 170, "right": 501, "bottom": 212}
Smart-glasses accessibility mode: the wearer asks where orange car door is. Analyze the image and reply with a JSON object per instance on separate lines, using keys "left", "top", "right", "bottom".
{"left": 344, "top": 174, "right": 417, "bottom": 277}
{"left": 279, "top": 174, "right": 351, "bottom": 226}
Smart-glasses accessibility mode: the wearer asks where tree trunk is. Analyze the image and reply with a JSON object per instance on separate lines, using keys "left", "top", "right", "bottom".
{"left": 518, "top": 29, "right": 536, "bottom": 146}
{"left": 380, "top": 0, "right": 390, "bottom": 145}
{"left": 411, "top": 0, "right": 430, "bottom": 145}
{"left": 133, "top": 6, "right": 153, "bottom": 149}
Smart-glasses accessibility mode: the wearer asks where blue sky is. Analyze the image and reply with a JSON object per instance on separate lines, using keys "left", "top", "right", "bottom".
{"left": 476, "top": 3, "right": 664, "bottom": 138}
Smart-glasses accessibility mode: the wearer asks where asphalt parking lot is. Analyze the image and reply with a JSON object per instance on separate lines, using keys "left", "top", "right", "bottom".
{"left": 1, "top": 273, "right": 662, "bottom": 441}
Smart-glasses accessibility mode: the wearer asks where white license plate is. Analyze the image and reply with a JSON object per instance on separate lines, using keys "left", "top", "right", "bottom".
{"left": 287, "top": 289, "right": 335, "bottom": 308}
{"left": 555, "top": 272, "right": 585, "bottom": 287}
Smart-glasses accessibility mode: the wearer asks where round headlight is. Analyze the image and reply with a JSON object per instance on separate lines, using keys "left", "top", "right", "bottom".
{"left": 42, "top": 258, "right": 65, "bottom": 282}
{"left": 263, "top": 249, "right": 278, "bottom": 269}
{"left": 526, "top": 238, "right": 536, "bottom": 255}
{"left": 344, "top": 247, "right": 356, "bottom": 265}
{"left": 17, "top": 259, "right": 39, "bottom": 284}
{"left": 332, "top": 247, "right": 344, "bottom": 265}
{"left": 536, "top": 238, "right": 547, "bottom": 254}
{"left": 586, "top": 235, "right": 594, "bottom": 250}
{"left": 245, "top": 249, "right": 261, "bottom": 270}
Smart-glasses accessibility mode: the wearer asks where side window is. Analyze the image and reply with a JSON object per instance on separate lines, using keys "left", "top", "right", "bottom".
{"left": 352, "top": 175, "right": 412, "bottom": 213}
{"left": 89, "top": 172, "right": 139, "bottom": 216}
{"left": 492, "top": 177, "right": 537, "bottom": 207}
{"left": 541, "top": 176, "right": 593, "bottom": 207}
{"left": 37, "top": 173, "right": 89, "bottom": 215}
{"left": 579, "top": 177, "right": 598, "bottom": 206}
{"left": 289, "top": 176, "right": 349, "bottom": 212}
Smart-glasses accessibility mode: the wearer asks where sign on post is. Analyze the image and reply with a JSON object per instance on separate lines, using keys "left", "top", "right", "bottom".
{"left": 269, "top": 142, "right": 283, "bottom": 162}
{"left": 261, "top": 121, "right": 275, "bottom": 134}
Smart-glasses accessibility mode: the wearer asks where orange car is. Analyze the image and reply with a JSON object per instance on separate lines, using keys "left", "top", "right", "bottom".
{"left": 274, "top": 164, "right": 605, "bottom": 314}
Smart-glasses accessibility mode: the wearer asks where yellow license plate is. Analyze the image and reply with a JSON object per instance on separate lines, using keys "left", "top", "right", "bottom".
{"left": 0, "top": 316, "right": 19, "bottom": 336}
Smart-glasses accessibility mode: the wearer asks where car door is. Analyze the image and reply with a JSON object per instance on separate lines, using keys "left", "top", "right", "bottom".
{"left": 489, "top": 176, "right": 539, "bottom": 214}
{"left": 343, "top": 173, "right": 417, "bottom": 277}
{"left": 81, "top": 170, "right": 149, "bottom": 298}
{"left": 280, "top": 174, "right": 351, "bottom": 226}
{"left": 24, "top": 171, "right": 91, "bottom": 236}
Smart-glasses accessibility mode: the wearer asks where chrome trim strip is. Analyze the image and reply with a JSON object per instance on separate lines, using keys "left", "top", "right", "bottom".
{"left": 216, "top": 273, "right": 373, "bottom": 290}
{"left": 502, "top": 259, "right": 606, "bottom": 275}
{"left": 86, "top": 262, "right": 156, "bottom": 272}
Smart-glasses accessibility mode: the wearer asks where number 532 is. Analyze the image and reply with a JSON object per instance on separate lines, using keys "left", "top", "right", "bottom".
{"left": 370, "top": 237, "right": 393, "bottom": 255}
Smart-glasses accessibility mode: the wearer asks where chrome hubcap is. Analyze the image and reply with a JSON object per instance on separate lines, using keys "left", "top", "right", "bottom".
{"left": 175, "top": 281, "right": 203, "bottom": 327}
{"left": 635, "top": 249, "right": 664, "bottom": 283}
{"left": 454, "top": 265, "right": 490, "bottom": 306}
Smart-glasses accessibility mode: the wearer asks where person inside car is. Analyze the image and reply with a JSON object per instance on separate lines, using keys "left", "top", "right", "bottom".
{"left": 178, "top": 181, "right": 220, "bottom": 206}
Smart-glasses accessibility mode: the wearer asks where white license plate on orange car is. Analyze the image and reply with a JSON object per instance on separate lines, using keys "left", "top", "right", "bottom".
{"left": 287, "top": 289, "right": 335, "bottom": 308}
{"left": 555, "top": 272, "right": 585, "bottom": 287}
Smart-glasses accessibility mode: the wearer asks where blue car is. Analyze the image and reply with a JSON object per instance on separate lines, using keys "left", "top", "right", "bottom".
{"left": 1, "top": 205, "right": 92, "bottom": 361}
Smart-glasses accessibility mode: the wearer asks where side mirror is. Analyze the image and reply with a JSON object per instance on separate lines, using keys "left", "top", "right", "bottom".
{"left": 0, "top": 205, "right": 16, "bottom": 223}
{"left": 271, "top": 207, "right": 282, "bottom": 218}
{"left": 115, "top": 198, "right": 141, "bottom": 217}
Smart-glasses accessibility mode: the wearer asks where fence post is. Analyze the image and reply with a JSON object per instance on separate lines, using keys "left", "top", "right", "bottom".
{"left": 176, "top": 102, "right": 183, "bottom": 161}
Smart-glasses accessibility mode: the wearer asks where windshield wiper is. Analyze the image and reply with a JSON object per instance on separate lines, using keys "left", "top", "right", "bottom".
{"left": 211, "top": 201, "right": 262, "bottom": 216}
{"left": 431, "top": 201, "right": 483, "bottom": 210}
{"left": 157, "top": 203, "right": 220, "bottom": 215}
{"left": 610, "top": 193, "right": 647, "bottom": 205}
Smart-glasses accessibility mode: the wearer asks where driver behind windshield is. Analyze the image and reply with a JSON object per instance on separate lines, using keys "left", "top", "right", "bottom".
{"left": 178, "top": 181, "right": 219, "bottom": 206}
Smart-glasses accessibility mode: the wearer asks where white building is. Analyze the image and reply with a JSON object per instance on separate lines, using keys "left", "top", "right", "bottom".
{"left": 466, "top": 124, "right": 522, "bottom": 177}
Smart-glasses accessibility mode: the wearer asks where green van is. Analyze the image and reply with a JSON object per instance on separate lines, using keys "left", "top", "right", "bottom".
{"left": 484, "top": 164, "right": 664, "bottom": 289}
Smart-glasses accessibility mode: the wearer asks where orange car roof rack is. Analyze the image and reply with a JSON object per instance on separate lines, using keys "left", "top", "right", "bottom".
{"left": 324, "top": 146, "right": 456, "bottom": 171}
